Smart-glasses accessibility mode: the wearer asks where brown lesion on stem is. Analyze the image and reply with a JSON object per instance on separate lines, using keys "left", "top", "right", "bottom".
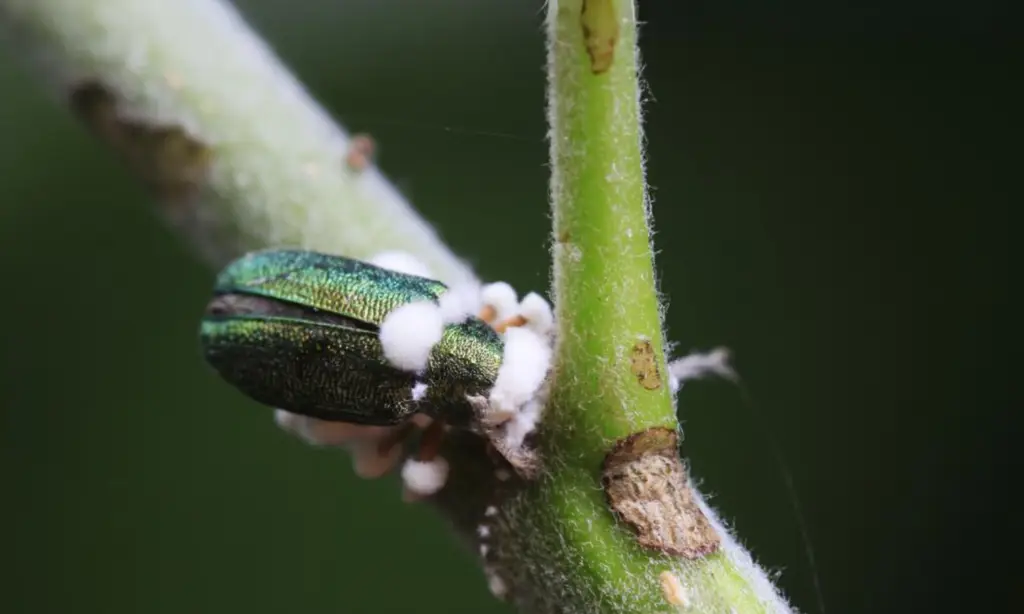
{"left": 580, "top": 0, "right": 619, "bottom": 74}
{"left": 69, "top": 80, "right": 211, "bottom": 205}
{"left": 602, "top": 427, "right": 720, "bottom": 558}
{"left": 67, "top": 80, "right": 235, "bottom": 262}
{"left": 630, "top": 338, "right": 663, "bottom": 390}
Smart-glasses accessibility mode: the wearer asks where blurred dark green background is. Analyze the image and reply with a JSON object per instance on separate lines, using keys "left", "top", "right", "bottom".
{"left": 1, "top": 1, "right": 1014, "bottom": 613}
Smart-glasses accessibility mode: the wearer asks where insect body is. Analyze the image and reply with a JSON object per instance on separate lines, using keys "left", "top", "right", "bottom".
{"left": 200, "top": 249, "right": 503, "bottom": 427}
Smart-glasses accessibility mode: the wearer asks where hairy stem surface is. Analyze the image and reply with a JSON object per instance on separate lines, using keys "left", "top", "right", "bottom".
{"left": 0, "top": 0, "right": 474, "bottom": 284}
{"left": 496, "top": 1, "right": 797, "bottom": 611}
{"left": 1, "top": 1, "right": 797, "bottom": 612}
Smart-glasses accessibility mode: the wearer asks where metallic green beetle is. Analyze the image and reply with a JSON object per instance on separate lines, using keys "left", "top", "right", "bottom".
{"left": 200, "top": 249, "right": 503, "bottom": 426}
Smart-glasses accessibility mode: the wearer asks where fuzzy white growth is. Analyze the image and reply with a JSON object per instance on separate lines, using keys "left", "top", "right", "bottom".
{"left": 489, "top": 327, "right": 553, "bottom": 415}
{"left": 481, "top": 282, "right": 519, "bottom": 321}
{"left": 692, "top": 489, "right": 795, "bottom": 612}
{"left": 438, "top": 282, "right": 484, "bottom": 324}
{"left": 410, "top": 382, "right": 429, "bottom": 401}
{"left": 668, "top": 347, "right": 736, "bottom": 395}
{"left": 379, "top": 301, "right": 444, "bottom": 372}
{"left": 368, "top": 250, "right": 434, "bottom": 278}
{"left": 484, "top": 505, "right": 498, "bottom": 517}
{"left": 401, "top": 457, "right": 450, "bottom": 496}
{"left": 478, "top": 524, "right": 491, "bottom": 538}
{"left": 503, "top": 398, "right": 544, "bottom": 449}
{"left": 517, "top": 292, "right": 555, "bottom": 336}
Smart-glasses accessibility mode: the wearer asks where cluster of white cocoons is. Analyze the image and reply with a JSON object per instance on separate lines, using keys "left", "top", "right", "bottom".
{"left": 488, "top": 327, "right": 552, "bottom": 416}
{"left": 481, "top": 282, "right": 518, "bottom": 322}
{"left": 370, "top": 252, "right": 556, "bottom": 494}
{"left": 516, "top": 292, "right": 555, "bottom": 337}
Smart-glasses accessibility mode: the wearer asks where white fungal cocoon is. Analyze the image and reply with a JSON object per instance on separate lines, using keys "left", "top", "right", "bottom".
{"left": 481, "top": 282, "right": 519, "bottom": 321}
{"left": 503, "top": 398, "right": 543, "bottom": 449}
{"left": 668, "top": 347, "right": 735, "bottom": 394}
{"left": 517, "top": 292, "right": 555, "bottom": 336}
{"left": 411, "top": 381, "right": 429, "bottom": 401}
{"left": 438, "top": 282, "right": 484, "bottom": 324}
{"left": 379, "top": 301, "right": 444, "bottom": 372}
{"left": 401, "top": 457, "right": 450, "bottom": 496}
{"left": 489, "top": 327, "right": 552, "bottom": 415}
{"left": 368, "top": 250, "right": 433, "bottom": 278}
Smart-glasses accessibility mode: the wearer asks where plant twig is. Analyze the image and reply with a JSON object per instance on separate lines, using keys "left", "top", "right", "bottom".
{"left": 0, "top": 0, "right": 798, "bottom": 612}
{"left": 0, "top": 0, "right": 474, "bottom": 284}
{"left": 477, "top": 1, "right": 796, "bottom": 611}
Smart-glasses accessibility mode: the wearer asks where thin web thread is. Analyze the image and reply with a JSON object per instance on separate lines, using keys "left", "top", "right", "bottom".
{"left": 731, "top": 378, "right": 826, "bottom": 614}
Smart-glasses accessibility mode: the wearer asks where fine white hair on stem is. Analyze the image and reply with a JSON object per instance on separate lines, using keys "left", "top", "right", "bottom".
{"left": 0, "top": 0, "right": 479, "bottom": 285}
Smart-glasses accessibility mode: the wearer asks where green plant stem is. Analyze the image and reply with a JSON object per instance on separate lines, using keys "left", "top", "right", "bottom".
{"left": 548, "top": 0, "right": 669, "bottom": 462}
{"left": 498, "top": 0, "right": 796, "bottom": 611}
{"left": 1, "top": 0, "right": 798, "bottom": 612}
{"left": 0, "top": 0, "right": 475, "bottom": 285}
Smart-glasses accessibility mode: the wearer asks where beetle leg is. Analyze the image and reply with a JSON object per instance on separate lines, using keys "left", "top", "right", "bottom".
{"left": 375, "top": 420, "right": 418, "bottom": 457}
{"left": 492, "top": 314, "right": 528, "bottom": 334}
{"left": 416, "top": 417, "right": 447, "bottom": 462}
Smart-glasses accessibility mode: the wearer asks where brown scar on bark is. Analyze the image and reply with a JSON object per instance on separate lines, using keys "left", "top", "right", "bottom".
{"left": 602, "top": 427, "right": 720, "bottom": 558}
{"left": 580, "top": 0, "right": 619, "bottom": 74}
{"left": 631, "top": 338, "right": 662, "bottom": 390}
{"left": 68, "top": 80, "right": 211, "bottom": 207}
